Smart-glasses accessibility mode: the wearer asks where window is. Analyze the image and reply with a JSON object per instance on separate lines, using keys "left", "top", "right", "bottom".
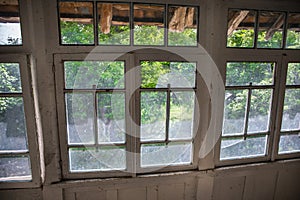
{"left": 220, "top": 62, "right": 275, "bottom": 160}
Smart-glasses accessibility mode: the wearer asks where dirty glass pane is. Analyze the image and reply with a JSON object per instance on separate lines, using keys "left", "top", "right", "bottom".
{"left": 134, "top": 4, "right": 165, "bottom": 45}
{"left": 279, "top": 134, "right": 300, "bottom": 154}
{"left": 140, "top": 92, "right": 166, "bottom": 141}
{"left": 286, "top": 63, "right": 300, "bottom": 85}
{"left": 66, "top": 93, "right": 94, "bottom": 144}
{"left": 168, "top": 6, "right": 198, "bottom": 46}
{"left": 64, "top": 61, "right": 124, "bottom": 89}
{"left": 141, "top": 142, "right": 192, "bottom": 167}
{"left": 69, "top": 147, "right": 126, "bottom": 172}
{"left": 0, "top": 97, "right": 28, "bottom": 150}
{"left": 169, "top": 91, "right": 194, "bottom": 140}
{"left": 227, "top": 9, "right": 256, "bottom": 48}
{"left": 98, "top": 3, "right": 130, "bottom": 45}
{"left": 220, "top": 136, "right": 267, "bottom": 160}
{"left": 222, "top": 90, "right": 247, "bottom": 135}
{"left": 0, "top": 1, "right": 22, "bottom": 45}
{"left": 59, "top": 2, "right": 94, "bottom": 45}
{"left": 0, "top": 156, "right": 31, "bottom": 180}
{"left": 248, "top": 89, "right": 272, "bottom": 133}
{"left": 281, "top": 89, "right": 300, "bottom": 131}
{"left": 226, "top": 62, "right": 274, "bottom": 86}
{"left": 141, "top": 61, "right": 196, "bottom": 88}
{"left": 0, "top": 63, "right": 22, "bottom": 93}
{"left": 257, "top": 11, "right": 284, "bottom": 48}
{"left": 97, "top": 93, "right": 125, "bottom": 143}
{"left": 286, "top": 13, "right": 300, "bottom": 49}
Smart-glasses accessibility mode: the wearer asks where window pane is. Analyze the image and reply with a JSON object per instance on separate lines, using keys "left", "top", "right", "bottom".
{"left": 279, "top": 134, "right": 300, "bottom": 154}
{"left": 97, "top": 93, "right": 125, "bottom": 143}
{"left": 281, "top": 89, "right": 300, "bottom": 131}
{"left": 64, "top": 61, "right": 125, "bottom": 89}
{"left": 0, "top": 1, "right": 22, "bottom": 45}
{"left": 0, "top": 63, "right": 22, "bottom": 93}
{"left": 222, "top": 90, "right": 247, "bottom": 135}
{"left": 59, "top": 2, "right": 94, "bottom": 45}
{"left": 169, "top": 91, "right": 194, "bottom": 139}
{"left": 220, "top": 136, "right": 267, "bottom": 160}
{"left": 248, "top": 89, "right": 272, "bottom": 133}
{"left": 66, "top": 93, "right": 94, "bottom": 144}
{"left": 141, "top": 61, "right": 196, "bottom": 88}
{"left": 69, "top": 147, "right": 126, "bottom": 172}
{"left": 141, "top": 142, "right": 192, "bottom": 167}
{"left": 226, "top": 62, "right": 274, "bottom": 86}
{"left": 168, "top": 6, "right": 198, "bottom": 46}
{"left": 257, "top": 11, "right": 284, "bottom": 48}
{"left": 227, "top": 9, "right": 256, "bottom": 48}
{"left": 286, "top": 63, "right": 300, "bottom": 85}
{"left": 286, "top": 13, "right": 300, "bottom": 49}
{"left": 98, "top": 3, "right": 130, "bottom": 45}
{"left": 134, "top": 4, "right": 165, "bottom": 45}
{"left": 0, "top": 156, "right": 31, "bottom": 180}
{"left": 141, "top": 92, "right": 166, "bottom": 141}
{"left": 0, "top": 97, "right": 28, "bottom": 150}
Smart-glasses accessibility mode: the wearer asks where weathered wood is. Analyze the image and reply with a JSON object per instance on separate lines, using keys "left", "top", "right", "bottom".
{"left": 0, "top": 0, "right": 18, "bottom": 6}
{"left": 185, "top": 7, "right": 195, "bottom": 28}
{"left": 169, "top": 7, "right": 187, "bottom": 32}
{"left": 227, "top": 10, "right": 249, "bottom": 36}
{"left": 100, "top": 4, "right": 113, "bottom": 34}
{"left": 265, "top": 14, "right": 285, "bottom": 40}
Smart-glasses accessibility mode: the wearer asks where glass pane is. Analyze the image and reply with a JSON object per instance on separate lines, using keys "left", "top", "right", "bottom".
{"left": 168, "top": 6, "right": 198, "bottom": 46}
{"left": 141, "top": 142, "right": 192, "bottom": 167}
{"left": 169, "top": 92, "right": 194, "bottom": 139}
{"left": 0, "top": 156, "right": 31, "bottom": 180}
{"left": 220, "top": 136, "right": 267, "bottom": 160}
{"left": 0, "top": 1, "right": 22, "bottom": 45}
{"left": 248, "top": 89, "right": 272, "bottom": 133}
{"left": 281, "top": 89, "right": 300, "bottom": 131}
{"left": 226, "top": 62, "right": 274, "bottom": 86}
{"left": 279, "top": 134, "right": 300, "bottom": 154}
{"left": 286, "top": 13, "right": 300, "bottom": 49}
{"left": 97, "top": 93, "right": 125, "bottom": 143}
{"left": 227, "top": 9, "right": 256, "bottom": 48}
{"left": 141, "top": 92, "right": 166, "bottom": 141}
{"left": 64, "top": 61, "right": 124, "bottom": 89}
{"left": 66, "top": 93, "right": 94, "bottom": 144}
{"left": 59, "top": 2, "right": 94, "bottom": 45}
{"left": 98, "top": 3, "right": 130, "bottom": 45}
{"left": 222, "top": 90, "right": 247, "bottom": 135}
{"left": 134, "top": 4, "right": 165, "bottom": 46}
{"left": 141, "top": 61, "right": 196, "bottom": 88}
{"left": 0, "top": 97, "right": 28, "bottom": 150}
{"left": 286, "top": 63, "right": 300, "bottom": 85}
{"left": 69, "top": 147, "right": 126, "bottom": 172}
{"left": 257, "top": 11, "right": 284, "bottom": 48}
{"left": 0, "top": 63, "right": 22, "bottom": 93}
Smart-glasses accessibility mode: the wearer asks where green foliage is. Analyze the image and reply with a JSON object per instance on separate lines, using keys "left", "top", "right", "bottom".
{"left": 141, "top": 61, "right": 171, "bottom": 88}
{"left": 286, "top": 30, "right": 300, "bottom": 49}
{"left": 60, "top": 21, "right": 94, "bottom": 44}
{"left": 227, "top": 29, "right": 254, "bottom": 48}
{"left": 257, "top": 31, "right": 283, "bottom": 48}
{"left": 99, "top": 25, "right": 130, "bottom": 45}
{"left": 134, "top": 25, "right": 164, "bottom": 45}
{"left": 168, "top": 28, "right": 197, "bottom": 46}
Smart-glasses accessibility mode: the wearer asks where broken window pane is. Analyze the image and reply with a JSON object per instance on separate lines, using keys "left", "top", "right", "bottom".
{"left": 286, "top": 13, "right": 300, "bottom": 49}
{"left": 59, "top": 1, "right": 94, "bottom": 45}
{"left": 227, "top": 9, "right": 256, "bottom": 48}
{"left": 0, "top": 0, "right": 22, "bottom": 45}
{"left": 0, "top": 156, "right": 31, "bottom": 180}
{"left": 134, "top": 4, "right": 165, "bottom": 46}
{"left": 257, "top": 11, "right": 284, "bottom": 48}
{"left": 279, "top": 134, "right": 300, "bottom": 154}
{"left": 168, "top": 6, "right": 198, "bottom": 46}
{"left": 141, "top": 142, "right": 192, "bottom": 167}
{"left": 98, "top": 3, "right": 130, "bottom": 45}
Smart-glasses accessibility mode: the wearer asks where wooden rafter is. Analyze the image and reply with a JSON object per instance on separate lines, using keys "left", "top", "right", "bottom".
{"left": 227, "top": 10, "right": 249, "bottom": 36}
{"left": 265, "top": 14, "right": 285, "bottom": 40}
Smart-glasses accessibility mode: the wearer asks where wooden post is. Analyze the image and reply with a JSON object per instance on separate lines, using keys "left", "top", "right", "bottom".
{"left": 100, "top": 3, "right": 113, "bottom": 34}
{"left": 185, "top": 7, "right": 195, "bottom": 28}
{"left": 169, "top": 7, "right": 187, "bottom": 32}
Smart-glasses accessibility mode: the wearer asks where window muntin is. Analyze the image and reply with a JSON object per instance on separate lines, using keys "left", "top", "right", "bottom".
{"left": 220, "top": 62, "right": 275, "bottom": 160}
{"left": 0, "top": 0, "right": 22, "bottom": 45}
{"left": 286, "top": 13, "right": 300, "bottom": 49}
{"left": 279, "top": 63, "right": 300, "bottom": 154}
{"left": 0, "top": 62, "right": 31, "bottom": 181}
{"left": 58, "top": 1, "right": 198, "bottom": 47}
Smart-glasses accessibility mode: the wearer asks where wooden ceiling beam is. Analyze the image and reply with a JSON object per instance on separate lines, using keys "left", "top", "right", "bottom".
{"left": 227, "top": 10, "right": 249, "bottom": 36}
{"left": 265, "top": 14, "right": 285, "bottom": 40}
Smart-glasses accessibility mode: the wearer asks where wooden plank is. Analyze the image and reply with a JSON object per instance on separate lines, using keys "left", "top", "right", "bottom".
{"left": 118, "top": 187, "right": 146, "bottom": 200}
{"left": 146, "top": 185, "right": 158, "bottom": 200}
{"left": 185, "top": 7, "right": 195, "bottom": 28}
{"left": 106, "top": 190, "right": 118, "bottom": 200}
{"left": 196, "top": 176, "right": 214, "bottom": 200}
{"left": 75, "top": 190, "right": 106, "bottom": 200}
{"left": 158, "top": 183, "right": 185, "bottom": 200}
{"left": 100, "top": 3, "right": 113, "bottom": 34}
{"left": 169, "top": 7, "right": 187, "bottom": 32}
{"left": 213, "top": 176, "right": 245, "bottom": 200}
{"left": 227, "top": 10, "right": 249, "bottom": 36}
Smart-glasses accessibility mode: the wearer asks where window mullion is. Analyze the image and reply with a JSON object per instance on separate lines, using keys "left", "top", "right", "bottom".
{"left": 243, "top": 83, "right": 253, "bottom": 140}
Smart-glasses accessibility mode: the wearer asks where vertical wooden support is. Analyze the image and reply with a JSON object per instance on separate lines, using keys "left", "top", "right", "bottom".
{"left": 100, "top": 3, "right": 113, "bottom": 34}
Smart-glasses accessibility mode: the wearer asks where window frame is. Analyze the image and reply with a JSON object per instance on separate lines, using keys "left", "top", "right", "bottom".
{"left": 0, "top": 54, "right": 41, "bottom": 188}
